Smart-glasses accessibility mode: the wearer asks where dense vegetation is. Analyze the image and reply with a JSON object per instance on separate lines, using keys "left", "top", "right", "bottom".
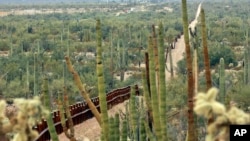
{"left": 0, "top": 0, "right": 249, "bottom": 140}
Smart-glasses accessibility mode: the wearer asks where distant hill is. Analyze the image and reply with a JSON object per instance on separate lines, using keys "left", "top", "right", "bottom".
{"left": 0, "top": 0, "right": 98, "bottom": 4}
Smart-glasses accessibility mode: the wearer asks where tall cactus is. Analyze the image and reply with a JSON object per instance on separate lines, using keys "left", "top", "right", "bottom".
{"left": 129, "top": 85, "right": 138, "bottom": 141}
{"left": 219, "top": 58, "right": 225, "bottom": 104}
{"left": 244, "top": 49, "right": 248, "bottom": 84}
{"left": 114, "top": 113, "right": 120, "bottom": 141}
{"left": 64, "top": 87, "right": 76, "bottom": 141}
{"left": 244, "top": 24, "right": 249, "bottom": 84}
{"left": 142, "top": 70, "right": 153, "bottom": 130}
{"left": 108, "top": 117, "right": 115, "bottom": 141}
{"left": 96, "top": 19, "right": 109, "bottom": 141}
{"left": 201, "top": 8, "right": 212, "bottom": 91}
{"left": 158, "top": 22, "right": 168, "bottom": 141}
{"left": 33, "top": 53, "right": 37, "bottom": 96}
{"left": 26, "top": 61, "right": 30, "bottom": 98}
{"left": 65, "top": 56, "right": 101, "bottom": 125}
{"left": 42, "top": 77, "right": 59, "bottom": 141}
{"left": 181, "top": 0, "right": 196, "bottom": 141}
{"left": 121, "top": 119, "right": 128, "bottom": 141}
{"left": 152, "top": 25, "right": 159, "bottom": 92}
{"left": 148, "top": 36, "right": 161, "bottom": 140}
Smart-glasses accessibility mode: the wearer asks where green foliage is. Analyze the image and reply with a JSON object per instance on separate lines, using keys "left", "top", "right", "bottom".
{"left": 177, "top": 43, "right": 237, "bottom": 75}
{"left": 209, "top": 43, "right": 237, "bottom": 67}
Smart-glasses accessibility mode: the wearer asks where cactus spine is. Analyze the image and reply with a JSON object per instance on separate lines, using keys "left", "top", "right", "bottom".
{"left": 181, "top": 0, "right": 196, "bottom": 140}
{"left": 96, "top": 19, "right": 109, "bottom": 141}
{"left": 148, "top": 36, "right": 161, "bottom": 140}
{"left": 201, "top": 8, "right": 212, "bottom": 91}
{"left": 158, "top": 22, "right": 168, "bottom": 141}
{"left": 219, "top": 58, "right": 225, "bottom": 104}
{"left": 42, "top": 77, "right": 59, "bottom": 141}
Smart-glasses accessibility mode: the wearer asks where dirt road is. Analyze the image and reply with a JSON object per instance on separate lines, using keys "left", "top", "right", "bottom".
{"left": 165, "top": 35, "right": 186, "bottom": 79}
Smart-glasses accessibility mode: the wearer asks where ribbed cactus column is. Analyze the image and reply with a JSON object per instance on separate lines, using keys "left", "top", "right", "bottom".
{"left": 247, "top": 47, "right": 250, "bottom": 85}
{"left": 158, "top": 22, "right": 168, "bottom": 141}
{"left": 219, "top": 58, "right": 225, "bottom": 104}
{"left": 26, "top": 61, "right": 29, "bottom": 98}
{"left": 96, "top": 19, "right": 109, "bottom": 141}
{"left": 121, "top": 119, "right": 128, "bottom": 141}
{"left": 64, "top": 87, "right": 76, "bottom": 141}
{"left": 42, "top": 77, "right": 59, "bottom": 141}
{"left": 58, "top": 89, "right": 76, "bottom": 141}
{"left": 201, "top": 8, "right": 212, "bottom": 91}
{"left": 139, "top": 99, "right": 146, "bottom": 141}
{"left": 129, "top": 85, "right": 138, "bottom": 141}
{"left": 181, "top": 0, "right": 196, "bottom": 140}
{"left": 152, "top": 25, "right": 159, "bottom": 92}
{"left": 114, "top": 113, "right": 120, "bottom": 141}
{"left": 244, "top": 49, "right": 248, "bottom": 84}
{"left": 148, "top": 36, "right": 161, "bottom": 140}
{"left": 65, "top": 56, "right": 101, "bottom": 125}
{"left": 108, "top": 117, "right": 115, "bottom": 141}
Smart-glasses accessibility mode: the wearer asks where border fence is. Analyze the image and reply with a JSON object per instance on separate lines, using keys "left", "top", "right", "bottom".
{"left": 33, "top": 85, "right": 139, "bottom": 141}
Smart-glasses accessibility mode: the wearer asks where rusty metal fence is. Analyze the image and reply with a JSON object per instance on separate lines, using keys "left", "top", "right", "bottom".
{"left": 33, "top": 85, "right": 139, "bottom": 141}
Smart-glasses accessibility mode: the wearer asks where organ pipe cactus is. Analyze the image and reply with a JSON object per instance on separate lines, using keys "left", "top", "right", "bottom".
{"left": 181, "top": 0, "right": 196, "bottom": 140}
{"left": 219, "top": 58, "right": 225, "bottom": 104}
{"left": 121, "top": 119, "right": 128, "bottom": 141}
{"left": 201, "top": 8, "right": 212, "bottom": 91}
{"left": 42, "top": 77, "right": 59, "bottom": 141}
{"left": 65, "top": 56, "right": 101, "bottom": 125}
{"left": 108, "top": 117, "right": 115, "bottom": 141}
{"left": 144, "top": 52, "right": 151, "bottom": 95}
{"left": 152, "top": 25, "right": 159, "bottom": 91}
{"left": 114, "top": 113, "right": 120, "bottom": 141}
{"left": 129, "top": 85, "right": 138, "bottom": 140}
{"left": 33, "top": 53, "right": 37, "bottom": 96}
{"left": 244, "top": 49, "right": 248, "bottom": 84}
{"left": 58, "top": 87, "right": 76, "bottom": 141}
{"left": 139, "top": 99, "right": 146, "bottom": 141}
{"left": 142, "top": 70, "right": 153, "bottom": 127}
{"left": 158, "top": 22, "right": 168, "bottom": 141}
{"left": 148, "top": 36, "right": 161, "bottom": 140}
{"left": 96, "top": 19, "right": 109, "bottom": 141}
{"left": 26, "top": 61, "right": 29, "bottom": 99}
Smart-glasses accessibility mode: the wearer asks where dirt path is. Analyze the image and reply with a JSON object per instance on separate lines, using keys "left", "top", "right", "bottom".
{"left": 165, "top": 35, "right": 186, "bottom": 79}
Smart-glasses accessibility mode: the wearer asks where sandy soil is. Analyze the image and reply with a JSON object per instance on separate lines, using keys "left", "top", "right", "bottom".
{"left": 58, "top": 100, "right": 130, "bottom": 141}
{"left": 165, "top": 35, "right": 186, "bottom": 80}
